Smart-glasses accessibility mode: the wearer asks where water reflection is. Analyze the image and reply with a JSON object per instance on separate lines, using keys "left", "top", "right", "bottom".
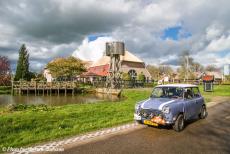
{"left": 0, "top": 93, "right": 121, "bottom": 107}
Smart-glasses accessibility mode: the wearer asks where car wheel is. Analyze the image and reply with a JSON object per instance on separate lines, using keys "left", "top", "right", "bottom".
{"left": 199, "top": 105, "right": 207, "bottom": 119}
{"left": 173, "top": 114, "right": 184, "bottom": 132}
{"left": 136, "top": 120, "right": 143, "bottom": 124}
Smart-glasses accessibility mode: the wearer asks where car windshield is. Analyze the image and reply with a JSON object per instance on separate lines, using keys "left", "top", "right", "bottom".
{"left": 151, "top": 87, "right": 183, "bottom": 99}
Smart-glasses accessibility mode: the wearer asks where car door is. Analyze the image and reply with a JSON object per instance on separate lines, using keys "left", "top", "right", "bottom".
{"left": 192, "top": 87, "right": 203, "bottom": 115}
{"left": 183, "top": 87, "right": 197, "bottom": 119}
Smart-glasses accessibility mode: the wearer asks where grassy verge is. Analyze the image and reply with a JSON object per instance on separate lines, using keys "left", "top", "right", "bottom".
{"left": 0, "top": 86, "right": 11, "bottom": 94}
{"left": 0, "top": 89, "right": 150, "bottom": 150}
{"left": 0, "top": 85, "right": 229, "bottom": 150}
{"left": 199, "top": 85, "right": 230, "bottom": 102}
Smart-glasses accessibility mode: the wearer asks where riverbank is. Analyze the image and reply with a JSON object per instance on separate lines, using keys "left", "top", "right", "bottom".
{"left": 0, "top": 89, "right": 150, "bottom": 150}
{"left": 0, "top": 86, "right": 229, "bottom": 151}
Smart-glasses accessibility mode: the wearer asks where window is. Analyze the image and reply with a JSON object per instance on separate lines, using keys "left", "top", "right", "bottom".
{"left": 192, "top": 87, "right": 201, "bottom": 98}
{"left": 128, "top": 69, "right": 137, "bottom": 80}
{"left": 151, "top": 87, "right": 183, "bottom": 98}
{"left": 184, "top": 88, "right": 193, "bottom": 99}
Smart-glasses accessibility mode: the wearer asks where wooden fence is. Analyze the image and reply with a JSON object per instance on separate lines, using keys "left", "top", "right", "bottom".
{"left": 12, "top": 81, "right": 79, "bottom": 96}
{"left": 12, "top": 79, "right": 223, "bottom": 96}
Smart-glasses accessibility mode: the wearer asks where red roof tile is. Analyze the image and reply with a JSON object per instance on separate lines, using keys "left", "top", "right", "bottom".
{"left": 202, "top": 75, "right": 214, "bottom": 81}
{"left": 86, "top": 64, "right": 109, "bottom": 76}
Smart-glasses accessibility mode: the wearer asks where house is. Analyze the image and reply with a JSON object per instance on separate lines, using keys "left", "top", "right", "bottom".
{"left": 204, "top": 71, "right": 223, "bottom": 80}
{"left": 82, "top": 50, "right": 152, "bottom": 82}
{"left": 43, "top": 68, "right": 53, "bottom": 82}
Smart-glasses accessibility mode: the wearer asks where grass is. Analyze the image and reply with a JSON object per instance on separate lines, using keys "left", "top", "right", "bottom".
{"left": 0, "top": 86, "right": 11, "bottom": 94}
{"left": 199, "top": 85, "right": 230, "bottom": 102}
{"left": 0, "top": 89, "right": 150, "bottom": 151}
{"left": 0, "top": 85, "right": 229, "bottom": 150}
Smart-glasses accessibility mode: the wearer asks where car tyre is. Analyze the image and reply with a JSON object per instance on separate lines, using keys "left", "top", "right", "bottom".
{"left": 199, "top": 105, "right": 207, "bottom": 119}
{"left": 173, "top": 114, "right": 184, "bottom": 132}
{"left": 136, "top": 120, "right": 143, "bottom": 124}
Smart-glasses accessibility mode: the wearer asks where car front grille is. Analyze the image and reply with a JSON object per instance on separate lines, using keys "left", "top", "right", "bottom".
{"left": 140, "top": 109, "right": 162, "bottom": 119}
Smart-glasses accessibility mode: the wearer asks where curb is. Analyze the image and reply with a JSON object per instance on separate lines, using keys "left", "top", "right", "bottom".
{"left": 10, "top": 123, "right": 143, "bottom": 154}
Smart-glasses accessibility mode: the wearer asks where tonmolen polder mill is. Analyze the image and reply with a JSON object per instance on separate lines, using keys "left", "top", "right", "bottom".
{"left": 96, "top": 41, "right": 125, "bottom": 96}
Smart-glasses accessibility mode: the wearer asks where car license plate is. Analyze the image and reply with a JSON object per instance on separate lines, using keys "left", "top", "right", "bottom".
{"left": 134, "top": 113, "right": 141, "bottom": 120}
{"left": 144, "top": 120, "right": 158, "bottom": 126}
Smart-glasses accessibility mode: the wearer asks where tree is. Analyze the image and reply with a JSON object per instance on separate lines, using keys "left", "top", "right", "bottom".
{"left": 146, "top": 64, "right": 173, "bottom": 80}
{"left": 177, "top": 51, "right": 196, "bottom": 80}
{"left": 146, "top": 65, "right": 160, "bottom": 80}
{"left": 34, "top": 72, "right": 46, "bottom": 81}
{"left": 14, "top": 44, "right": 30, "bottom": 81}
{"left": 0, "top": 56, "right": 11, "bottom": 86}
{"left": 138, "top": 72, "right": 145, "bottom": 82}
{"left": 205, "top": 65, "right": 218, "bottom": 72}
{"left": 46, "top": 56, "right": 86, "bottom": 80}
{"left": 192, "top": 62, "right": 204, "bottom": 72}
{"left": 159, "top": 65, "right": 173, "bottom": 75}
{"left": 122, "top": 72, "right": 131, "bottom": 80}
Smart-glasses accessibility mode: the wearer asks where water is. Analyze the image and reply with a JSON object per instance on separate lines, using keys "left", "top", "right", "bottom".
{"left": 0, "top": 93, "right": 121, "bottom": 107}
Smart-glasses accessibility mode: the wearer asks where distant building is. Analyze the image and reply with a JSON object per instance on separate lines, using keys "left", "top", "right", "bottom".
{"left": 81, "top": 51, "right": 152, "bottom": 82}
{"left": 203, "top": 71, "right": 224, "bottom": 82}
{"left": 43, "top": 68, "right": 53, "bottom": 82}
{"left": 224, "top": 64, "right": 230, "bottom": 75}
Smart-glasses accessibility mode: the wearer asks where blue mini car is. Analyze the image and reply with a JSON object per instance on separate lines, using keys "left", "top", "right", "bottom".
{"left": 134, "top": 84, "right": 207, "bottom": 132}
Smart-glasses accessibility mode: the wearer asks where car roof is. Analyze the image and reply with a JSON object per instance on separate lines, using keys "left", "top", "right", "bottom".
{"left": 156, "top": 84, "right": 198, "bottom": 88}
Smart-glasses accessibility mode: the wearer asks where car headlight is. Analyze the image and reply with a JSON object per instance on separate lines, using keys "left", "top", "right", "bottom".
{"left": 162, "top": 106, "right": 170, "bottom": 114}
{"left": 135, "top": 104, "right": 141, "bottom": 110}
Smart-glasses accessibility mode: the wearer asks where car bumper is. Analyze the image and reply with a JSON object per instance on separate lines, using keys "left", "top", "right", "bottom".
{"left": 134, "top": 113, "right": 173, "bottom": 125}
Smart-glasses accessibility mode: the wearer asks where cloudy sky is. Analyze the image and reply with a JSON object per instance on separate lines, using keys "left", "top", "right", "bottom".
{"left": 0, "top": 0, "right": 229, "bottom": 72}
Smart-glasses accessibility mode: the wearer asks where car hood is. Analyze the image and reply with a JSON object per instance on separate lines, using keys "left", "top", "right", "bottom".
{"left": 140, "top": 98, "right": 178, "bottom": 110}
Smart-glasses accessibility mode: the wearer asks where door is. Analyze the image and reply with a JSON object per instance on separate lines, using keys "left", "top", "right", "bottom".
{"left": 192, "top": 87, "right": 203, "bottom": 115}
{"left": 183, "top": 87, "right": 197, "bottom": 119}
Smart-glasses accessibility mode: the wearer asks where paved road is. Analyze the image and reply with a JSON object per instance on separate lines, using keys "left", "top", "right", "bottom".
{"left": 58, "top": 101, "right": 230, "bottom": 154}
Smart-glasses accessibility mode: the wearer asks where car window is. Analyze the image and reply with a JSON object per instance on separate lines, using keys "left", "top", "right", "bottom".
{"left": 151, "top": 87, "right": 183, "bottom": 98}
{"left": 192, "top": 87, "right": 201, "bottom": 98}
{"left": 152, "top": 87, "right": 164, "bottom": 98}
{"left": 184, "top": 88, "right": 193, "bottom": 99}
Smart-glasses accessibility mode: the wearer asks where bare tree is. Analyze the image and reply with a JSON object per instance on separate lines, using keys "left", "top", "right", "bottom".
{"left": 0, "top": 56, "right": 11, "bottom": 86}
{"left": 178, "top": 51, "right": 196, "bottom": 80}
{"left": 205, "top": 65, "right": 218, "bottom": 72}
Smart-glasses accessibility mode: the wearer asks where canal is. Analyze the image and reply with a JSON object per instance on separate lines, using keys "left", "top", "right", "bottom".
{"left": 0, "top": 93, "right": 121, "bottom": 107}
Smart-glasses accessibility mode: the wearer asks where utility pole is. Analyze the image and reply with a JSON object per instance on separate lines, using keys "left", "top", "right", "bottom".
{"left": 186, "top": 56, "right": 189, "bottom": 83}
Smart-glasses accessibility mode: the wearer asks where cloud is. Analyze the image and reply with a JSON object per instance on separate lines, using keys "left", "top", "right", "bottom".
{"left": 72, "top": 36, "right": 115, "bottom": 61}
{"left": 0, "top": 0, "right": 230, "bottom": 72}
{"left": 194, "top": 52, "right": 230, "bottom": 68}
{"left": 205, "top": 35, "right": 230, "bottom": 52}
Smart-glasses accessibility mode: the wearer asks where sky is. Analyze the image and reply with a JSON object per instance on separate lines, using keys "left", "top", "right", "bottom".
{"left": 0, "top": 0, "right": 229, "bottom": 72}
